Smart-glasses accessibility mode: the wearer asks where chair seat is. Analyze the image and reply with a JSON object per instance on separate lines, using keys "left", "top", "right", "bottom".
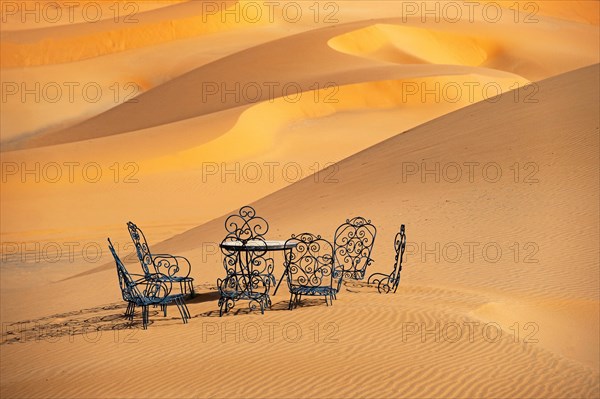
{"left": 348, "top": 270, "right": 366, "bottom": 280}
{"left": 152, "top": 274, "right": 192, "bottom": 282}
{"left": 220, "top": 289, "right": 268, "bottom": 301}
{"left": 163, "top": 293, "right": 185, "bottom": 302}
{"left": 290, "top": 285, "right": 336, "bottom": 297}
{"left": 131, "top": 293, "right": 184, "bottom": 306}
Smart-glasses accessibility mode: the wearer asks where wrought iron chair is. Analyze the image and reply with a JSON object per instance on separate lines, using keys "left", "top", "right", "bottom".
{"left": 367, "top": 225, "right": 406, "bottom": 293}
{"left": 108, "top": 238, "right": 190, "bottom": 329}
{"left": 127, "top": 221, "right": 194, "bottom": 296}
{"left": 218, "top": 206, "right": 274, "bottom": 315}
{"left": 333, "top": 216, "right": 377, "bottom": 293}
{"left": 283, "top": 233, "right": 339, "bottom": 309}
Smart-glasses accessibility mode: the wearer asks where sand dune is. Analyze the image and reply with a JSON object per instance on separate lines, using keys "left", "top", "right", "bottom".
{"left": 2, "top": 289, "right": 598, "bottom": 398}
{"left": 0, "top": 1, "right": 186, "bottom": 31}
{"left": 0, "top": 72, "right": 530, "bottom": 246}
{"left": 2, "top": 65, "right": 598, "bottom": 398}
{"left": 0, "top": 1, "right": 247, "bottom": 67}
{"left": 3, "top": 9, "right": 598, "bottom": 149}
{"left": 147, "top": 64, "right": 599, "bottom": 306}
{"left": 1, "top": 1, "right": 598, "bottom": 397}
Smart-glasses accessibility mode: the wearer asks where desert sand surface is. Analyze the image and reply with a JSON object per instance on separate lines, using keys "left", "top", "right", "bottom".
{"left": 1, "top": 1, "right": 599, "bottom": 398}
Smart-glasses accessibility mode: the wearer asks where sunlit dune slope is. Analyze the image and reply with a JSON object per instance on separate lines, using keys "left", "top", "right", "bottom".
{"left": 0, "top": 1, "right": 253, "bottom": 67}
{"left": 328, "top": 20, "right": 598, "bottom": 80}
{"left": 0, "top": 1, "right": 187, "bottom": 31}
{"left": 329, "top": 24, "right": 494, "bottom": 66}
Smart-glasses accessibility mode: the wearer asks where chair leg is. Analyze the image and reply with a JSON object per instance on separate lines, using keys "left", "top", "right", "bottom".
{"left": 181, "top": 298, "right": 191, "bottom": 319}
{"left": 274, "top": 267, "right": 289, "bottom": 295}
{"left": 219, "top": 297, "right": 230, "bottom": 317}
{"left": 174, "top": 299, "right": 187, "bottom": 324}
{"left": 142, "top": 305, "right": 148, "bottom": 329}
{"left": 161, "top": 303, "right": 167, "bottom": 317}
{"left": 126, "top": 303, "right": 136, "bottom": 320}
{"left": 181, "top": 298, "right": 190, "bottom": 322}
{"left": 288, "top": 293, "right": 294, "bottom": 310}
{"left": 189, "top": 280, "right": 195, "bottom": 297}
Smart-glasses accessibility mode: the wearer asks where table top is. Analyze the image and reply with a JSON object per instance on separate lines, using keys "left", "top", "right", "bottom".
{"left": 219, "top": 240, "right": 297, "bottom": 251}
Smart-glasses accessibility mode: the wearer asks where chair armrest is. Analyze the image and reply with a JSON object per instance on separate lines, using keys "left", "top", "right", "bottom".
{"left": 130, "top": 273, "right": 150, "bottom": 284}
{"left": 151, "top": 254, "right": 192, "bottom": 278}
{"left": 133, "top": 273, "right": 173, "bottom": 302}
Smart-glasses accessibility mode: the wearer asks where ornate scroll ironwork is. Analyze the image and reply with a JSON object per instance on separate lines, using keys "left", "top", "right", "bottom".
{"left": 218, "top": 206, "right": 274, "bottom": 316}
{"left": 108, "top": 238, "right": 190, "bottom": 329}
{"left": 224, "top": 205, "right": 269, "bottom": 242}
{"left": 127, "top": 221, "right": 195, "bottom": 296}
{"left": 367, "top": 225, "right": 406, "bottom": 294}
{"left": 217, "top": 268, "right": 272, "bottom": 316}
{"left": 283, "top": 233, "right": 338, "bottom": 309}
{"left": 333, "top": 216, "right": 377, "bottom": 283}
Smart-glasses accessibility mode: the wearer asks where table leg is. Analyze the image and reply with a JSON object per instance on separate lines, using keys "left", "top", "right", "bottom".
{"left": 273, "top": 266, "right": 288, "bottom": 295}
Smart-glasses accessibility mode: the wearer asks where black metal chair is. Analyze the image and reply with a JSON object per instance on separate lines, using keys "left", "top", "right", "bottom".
{"left": 367, "top": 225, "right": 406, "bottom": 293}
{"left": 218, "top": 206, "right": 274, "bottom": 315}
{"left": 127, "top": 221, "right": 194, "bottom": 296}
{"left": 333, "top": 217, "right": 377, "bottom": 293}
{"left": 108, "top": 238, "right": 190, "bottom": 329}
{"left": 283, "top": 233, "right": 339, "bottom": 309}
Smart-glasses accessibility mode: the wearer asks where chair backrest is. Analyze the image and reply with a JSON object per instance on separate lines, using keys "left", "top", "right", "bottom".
{"left": 224, "top": 205, "right": 269, "bottom": 243}
{"left": 284, "top": 233, "right": 334, "bottom": 289}
{"left": 108, "top": 238, "right": 143, "bottom": 302}
{"left": 127, "top": 221, "right": 154, "bottom": 275}
{"left": 391, "top": 225, "right": 406, "bottom": 291}
{"left": 333, "top": 216, "right": 377, "bottom": 278}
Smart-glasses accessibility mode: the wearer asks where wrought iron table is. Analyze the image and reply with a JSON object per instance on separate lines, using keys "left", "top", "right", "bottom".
{"left": 218, "top": 239, "right": 296, "bottom": 314}
{"left": 220, "top": 240, "right": 296, "bottom": 252}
